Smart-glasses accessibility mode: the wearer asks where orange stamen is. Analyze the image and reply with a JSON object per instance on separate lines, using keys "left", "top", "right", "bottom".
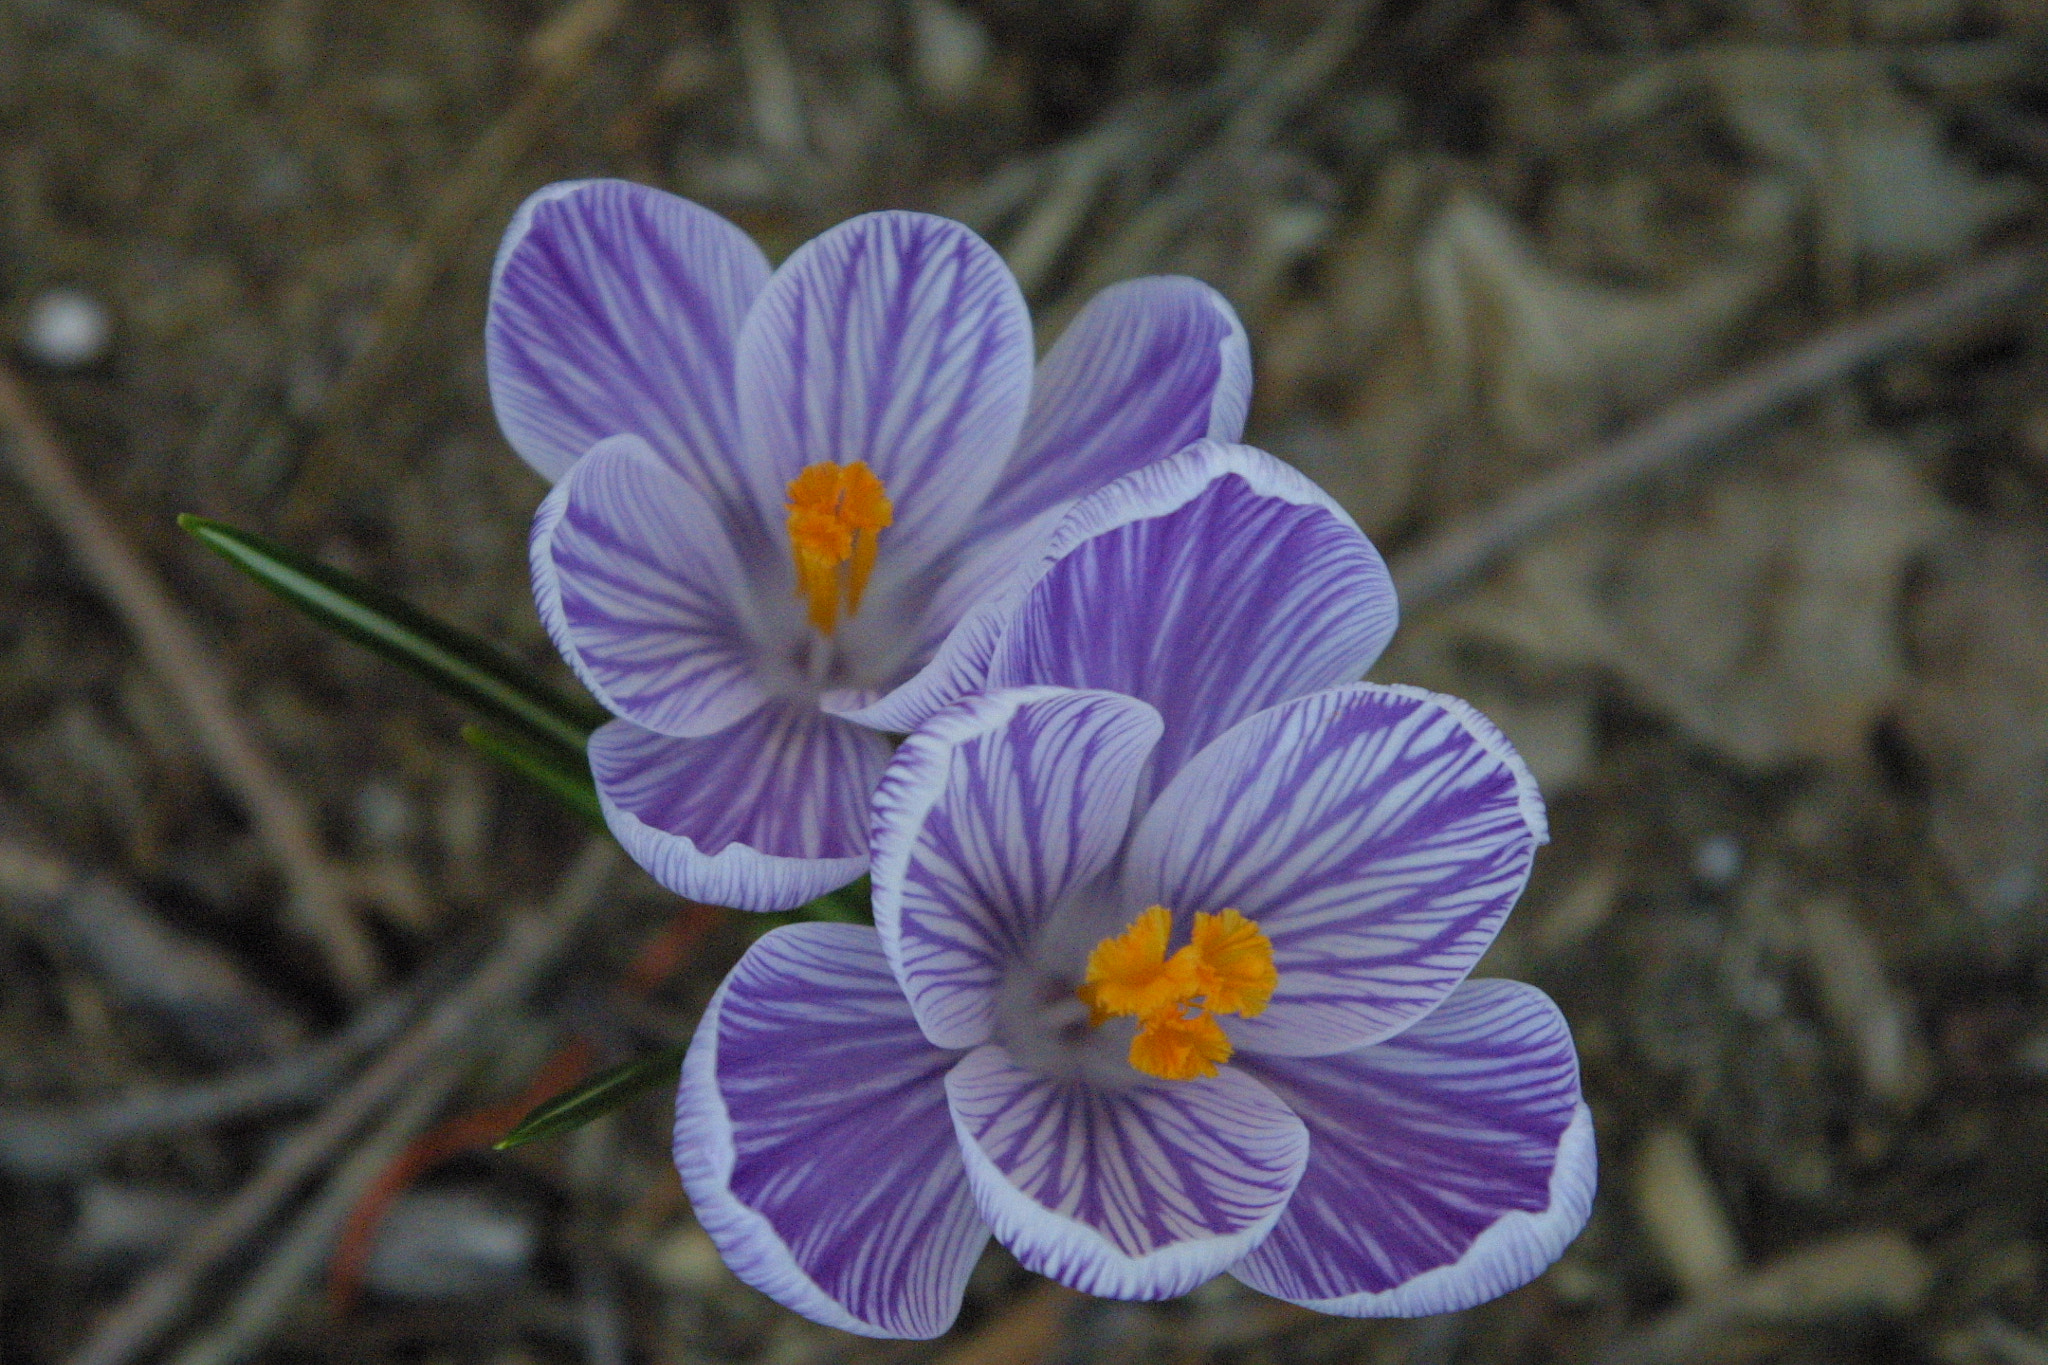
{"left": 1128, "top": 1007, "right": 1233, "bottom": 1082}
{"left": 786, "top": 461, "right": 893, "bottom": 634}
{"left": 1189, "top": 908, "right": 1277, "bottom": 1018}
{"left": 1078, "top": 906, "right": 1278, "bottom": 1081}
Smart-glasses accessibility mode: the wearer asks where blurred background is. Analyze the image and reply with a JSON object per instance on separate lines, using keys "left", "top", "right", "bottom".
{"left": 5, "top": 0, "right": 2048, "bottom": 1361}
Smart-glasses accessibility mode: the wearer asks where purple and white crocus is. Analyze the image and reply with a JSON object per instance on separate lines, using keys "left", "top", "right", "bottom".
{"left": 488, "top": 179, "right": 1249, "bottom": 909}
{"left": 675, "top": 444, "right": 1595, "bottom": 1336}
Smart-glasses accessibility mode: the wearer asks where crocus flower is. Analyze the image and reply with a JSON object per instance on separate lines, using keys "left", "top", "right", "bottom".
{"left": 487, "top": 179, "right": 1250, "bottom": 909}
{"left": 675, "top": 444, "right": 1594, "bottom": 1336}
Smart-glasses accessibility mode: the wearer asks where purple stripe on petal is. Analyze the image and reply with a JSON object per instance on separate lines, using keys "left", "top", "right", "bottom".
{"left": 487, "top": 181, "right": 767, "bottom": 514}
{"left": 1231, "top": 980, "right": 1594, "bottom": 1315}
{"left": 870, "top": 688, "right": 1163, "bottom": 1049}
{"left": 976, "top": 277, "right": 1250, "bottom": 540}
{"left": 591, "top": 708, "right": 884, "bottom": 911}
{"left": 946, "top": 1045, "right": 1307, "bottom": 1301}
{"left": 546, "top": 435, "right": 775, "bottom": 737}
{"left": 849, "top": 440, "right": 1392, "bottom": 742}
{"left": 528, "top": 476, "right": 582, "bottom": 689}
{"left": 677, "top": 923, "right": 986, "bottom": 1338}
{"left": 988, "top": 441, "right": 1397, "bottom": 799}
{"left": 1125, "top": 684, "right": 1547, "bottom": 1057}
{"left": 734, "top": 211, "right": 1033, "bottom": 582}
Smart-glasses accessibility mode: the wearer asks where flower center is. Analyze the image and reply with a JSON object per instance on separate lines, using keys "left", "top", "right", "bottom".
{"left": 785, "top": 461, "right": 894, "bottom": 636}
{"left": 1077, "top": 905, "right": 1276, "bottom": 1081}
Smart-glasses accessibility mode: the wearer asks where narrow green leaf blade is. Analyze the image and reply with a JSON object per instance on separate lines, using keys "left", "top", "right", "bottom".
{"left": 495, "top": 1044, "right": 688, "bottom": 1150}
{"left": 461, "top": 724, "right": 606, "bottom": 831}
{"left": 179, "top": 514, "right": 607, "bottom": 760}
{"left": 742, "top": 876, "right": 873, "bottom": 939}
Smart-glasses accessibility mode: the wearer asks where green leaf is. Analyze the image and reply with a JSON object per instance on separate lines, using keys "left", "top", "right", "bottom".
{"left": 494, "top": 1044, "right": 688, "bottom": 1150}
{"left": 461, "top": 724, "right": 605, "bottom": 831}
{"left": 743, "top": 876, "right": 873, "bottom": 938}
{"left": 179, "top": 514, "right": 607, "bottom": 763}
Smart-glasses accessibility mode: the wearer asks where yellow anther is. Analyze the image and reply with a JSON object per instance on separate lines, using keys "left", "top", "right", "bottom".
{"left": 1128, "top": 1007, "right": 1233, "bottom": 1082}
{"left": 1189, "top": 908, "right": 1277, "bottom": 1018}
{"left": 1079, "top": 906, "right": 1277, "bottom": 1081}
{"left": 786, "top": 461, "right": 893, "bottom": 635}
{"left": 1077, "top": 905, "right": 1197, "bottom": 1026}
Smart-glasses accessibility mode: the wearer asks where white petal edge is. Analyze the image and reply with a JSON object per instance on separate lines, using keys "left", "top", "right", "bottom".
{"left": 869, "top": 686, "right": 1163, "bottom": 1046}
{"left": 846, "top": 439, "right": 1383, "bottom": 735}
{"left": 593, "top": 722, "right": 872, "bottom": 912}
{"left": 674, "top": 924, "right": 984, "bottom": 1338}
{"left": 1236, "top": 1101, "right": 1595, "bottom": 1317}
{"left": 946, "top": 1048, "right": 1309, "bottom": 1302}
{"left": 1370, "top": 682, "right": 1548, "bottom": 845}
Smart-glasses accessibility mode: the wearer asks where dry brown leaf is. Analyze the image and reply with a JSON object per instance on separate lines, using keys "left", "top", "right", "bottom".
{"left": 1899, "top": 529, "right": 2048, "bottom": 920}
{"left": 1416, "top": 188, "right": 1780, "bottom": 460}
{"left": 1439, "top": 440, "right": 1946, "bottom": 770}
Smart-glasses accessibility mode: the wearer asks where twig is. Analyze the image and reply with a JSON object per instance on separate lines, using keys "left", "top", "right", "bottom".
{"left": 1593, "top": 1229, "right": 1930, "bottom": 1365}
{"left": 324, "top": 899, "right": 721, "bottom": 1311}
{"left": 1390, "top": 244, "right": 2048, "bottom": 614}
{"left": 324, "top": 1035, "right": 596, "bottom": 1313}
{"left": 280, "top": 0, "right": 627, "bottom": 529}
{"left": 568, "top": 1117, "right": 630, "bottom": 1365}
{"left": 62, "top": 838, "right": 620, "bottom": 1365}
{"left": 1049, "top": 0, "right": 1381, "bottom": 321}
{"left": 161, "top": 1050, "right": 475, "bottom": 1365}
{"left": 0, "top": 363, "right": 377, "bottom": 993}
{"left": 0, "top": 982, "right": 421, "bottom": 1177}
{"left": 1003, "top": 99, "right": 1156, "bottom": 298}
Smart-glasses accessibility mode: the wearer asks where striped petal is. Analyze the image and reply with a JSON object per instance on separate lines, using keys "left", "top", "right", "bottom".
{"left": 487, "top": 180, "right": 768, "bottom": 510}
{"left": 852, "top": 280, "right": 1251, "bottom": 729}
{"left": 1232, "top": 980, "right": 1594, "bottom": 1315}
{"left": 735, "top": 211, "right": 1033, "bottom": 587}
{"left": 848, "top": 441, "right": 1393, "bottom": 745}
{"left": 1123, "top": 685, "right": 1547, "bottom": 1057}
{"left": 540, "top": 434, "right": 776, "bottom": 738}
{"left": 975, "top": 276, "right": 1251, "bottom": 541}
{"left": 946, "top": 1045, "right": 1307, "bottom": 1301}
{"left": 591, "top": 707, "right": 885, "bottom": 911}
{"left": 871, "top": 688, "right": 1163, "bottom": 1049}
{"left": 988, "top": 442, "right": 1395, "bottom": 798}
{"left": 677, "top": 923, "right": 987, "bottom": 1338}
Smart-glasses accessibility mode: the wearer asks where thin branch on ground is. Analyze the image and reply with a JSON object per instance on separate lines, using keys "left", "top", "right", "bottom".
{"left": 1389, "top": 243, "right": 2048, "bottom": 614}
{"left": 1047, "top": 0, "right": 1382, "bottom": 326}
{"left": 61, "top": 838, "right": 621, "bottom": 1365}
{"left": 161, "top": 1049, "right": 476, "bottom": 1365}
{"left": 0, "top": 362, "right": 378, "bottom": 993}
{"left": 280, "top": 0, "right": 627, "bottom": 530}
{"left": 324, "top": 1034, "right": 595, "bottom": 1314}
{"left": 324, "top": 899, "right": 723, "bottom": 1313}
{"left": 0, "top": 980, "right": 422, "bottom": 1177}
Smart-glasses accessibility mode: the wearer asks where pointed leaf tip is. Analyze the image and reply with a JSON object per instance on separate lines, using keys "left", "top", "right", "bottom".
{"left": 494, "top": 1044, "right": 689, "bottom": 1150}
{"left": 178, "top": 513, "right": 607, "bottom": 760}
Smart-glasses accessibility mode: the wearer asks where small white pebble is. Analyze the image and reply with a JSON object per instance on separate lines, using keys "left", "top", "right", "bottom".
{"left": 1693, "top": 833, "right": 1743, "bottom": 888}
{"left": 22, "top": 288, "right": 112, "bottom": 369}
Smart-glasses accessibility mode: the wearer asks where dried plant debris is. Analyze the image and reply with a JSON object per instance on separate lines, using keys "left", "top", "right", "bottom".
{"left": 4, "top": 0, "right": 2048, "bottom": 1361}
{"left": 1416, "top": 187, "right": 1782, "bottom": 462}
{"left": 1390, "top": 438, "right": 1949, "bottom": 781}
{"left": 1900, "top": 528, "right": 2048, "bottom": 924}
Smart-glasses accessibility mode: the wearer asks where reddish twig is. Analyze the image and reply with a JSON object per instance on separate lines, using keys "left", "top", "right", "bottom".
{"left": 63, "top": 839, "right": 619, "bottom": 1365}
{"left": 0, "top": 362, "right": 378, "bottom": 993}
{"left": 323, "top": 898, "right": 723, "bottom": 1315}
{"left": 324, "top": 1037, "right": 597, "bottom": 1314}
